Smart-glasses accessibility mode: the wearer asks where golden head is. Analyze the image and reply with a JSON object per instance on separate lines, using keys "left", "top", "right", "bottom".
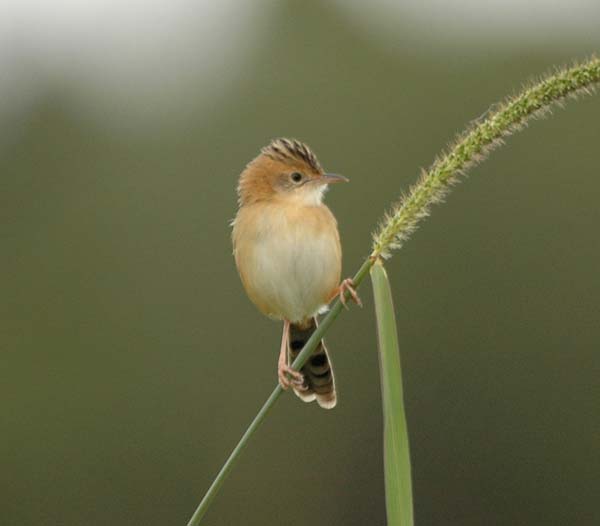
{"left": 237, "top": 138, "right": 347, "bottom": 206}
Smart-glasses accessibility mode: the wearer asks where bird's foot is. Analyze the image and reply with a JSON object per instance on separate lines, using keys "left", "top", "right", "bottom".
{"left": 339, "top": 278, "right": 362, "bottom": 309}
{"left": 278, "top": 362, "right": 307, "bottom": 391}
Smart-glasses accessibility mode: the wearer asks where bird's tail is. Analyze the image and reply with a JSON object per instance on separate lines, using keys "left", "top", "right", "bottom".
{"left": 288, "top": 318, "right": 337, "bottom": 409}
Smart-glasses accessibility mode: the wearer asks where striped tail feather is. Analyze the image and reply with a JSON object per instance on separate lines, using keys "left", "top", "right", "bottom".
{"left": 288, "top": 318, "right": 337, "bottom": 409}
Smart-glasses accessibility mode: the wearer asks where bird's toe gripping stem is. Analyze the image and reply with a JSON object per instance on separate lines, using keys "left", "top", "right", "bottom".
{"left": 338, "top": 278, "right": 362, "bottom": 309}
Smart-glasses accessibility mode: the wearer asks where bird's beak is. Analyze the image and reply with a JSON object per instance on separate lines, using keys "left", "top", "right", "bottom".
{"left": 322, "top": 173, "right": 349, "bottom": 184}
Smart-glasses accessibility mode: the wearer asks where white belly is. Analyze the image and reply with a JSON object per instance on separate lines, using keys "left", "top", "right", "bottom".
{"left": 253, "top": 231, "right": 337, "bottom": 321}
{"left": 234, "top": 204, "right": 341, "bottom": 323}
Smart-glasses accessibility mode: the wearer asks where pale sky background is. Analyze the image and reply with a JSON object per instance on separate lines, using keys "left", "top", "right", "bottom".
{"left": 1, "top": 0, "right": 599, "bottom": 141}
{"left": 336, "top": 0, "right": 600, "bottom": 43}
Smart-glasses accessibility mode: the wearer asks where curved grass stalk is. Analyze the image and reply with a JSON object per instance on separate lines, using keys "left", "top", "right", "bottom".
{"left": 187, "top": 57, "right": 600, "bottom": 525}
{"left": 372, "top": 57, "right": 600, "bottom": 258}
{"left": 186, "top": 258, "right": 373, "bottom": 526}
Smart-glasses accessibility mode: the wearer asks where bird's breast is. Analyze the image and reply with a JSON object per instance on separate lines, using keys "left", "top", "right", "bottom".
{"left": 233, "top": 202, "right": 342, "bottom": 323}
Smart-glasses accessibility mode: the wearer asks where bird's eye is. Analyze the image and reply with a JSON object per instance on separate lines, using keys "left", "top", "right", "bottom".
{"left": 290, "top": 172, "right": 303, "bottom": 183}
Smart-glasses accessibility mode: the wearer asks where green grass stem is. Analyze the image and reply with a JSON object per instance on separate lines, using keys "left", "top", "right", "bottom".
{"left": 186, "top": 258, "right": 374, "bottom": 526}
{"left": 187, "top": 57, "right": 600, "bottom": 525}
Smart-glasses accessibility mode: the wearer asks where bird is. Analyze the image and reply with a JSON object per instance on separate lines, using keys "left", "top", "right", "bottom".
{"left": 231, "top": 138, "right": 360, "bottom": 409}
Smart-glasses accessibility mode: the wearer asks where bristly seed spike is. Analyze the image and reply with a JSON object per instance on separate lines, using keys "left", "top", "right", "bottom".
{"left": 371, "top": 57, "right": 600, "bottom": 260}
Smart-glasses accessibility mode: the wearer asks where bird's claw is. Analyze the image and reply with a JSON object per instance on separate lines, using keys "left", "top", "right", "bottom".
{"left": 278, "top": 363, "right": 306, "bottom": 391}
{"left": 339, "top": 278, "right": 362, "bottom": 309}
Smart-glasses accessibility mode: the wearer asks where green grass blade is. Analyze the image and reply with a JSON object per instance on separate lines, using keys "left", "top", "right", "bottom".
{"left": 370, "top": 260, "right": 413, "bottom": 526}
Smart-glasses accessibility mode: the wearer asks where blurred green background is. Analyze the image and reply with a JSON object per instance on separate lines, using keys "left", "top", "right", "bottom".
{"left": 2, "top": 2, "right": 599, "bottom": 525}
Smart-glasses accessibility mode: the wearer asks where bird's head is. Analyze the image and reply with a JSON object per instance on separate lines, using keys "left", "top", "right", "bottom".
{"left": 237, "top": 138, "right": 347, "bottom": 206}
